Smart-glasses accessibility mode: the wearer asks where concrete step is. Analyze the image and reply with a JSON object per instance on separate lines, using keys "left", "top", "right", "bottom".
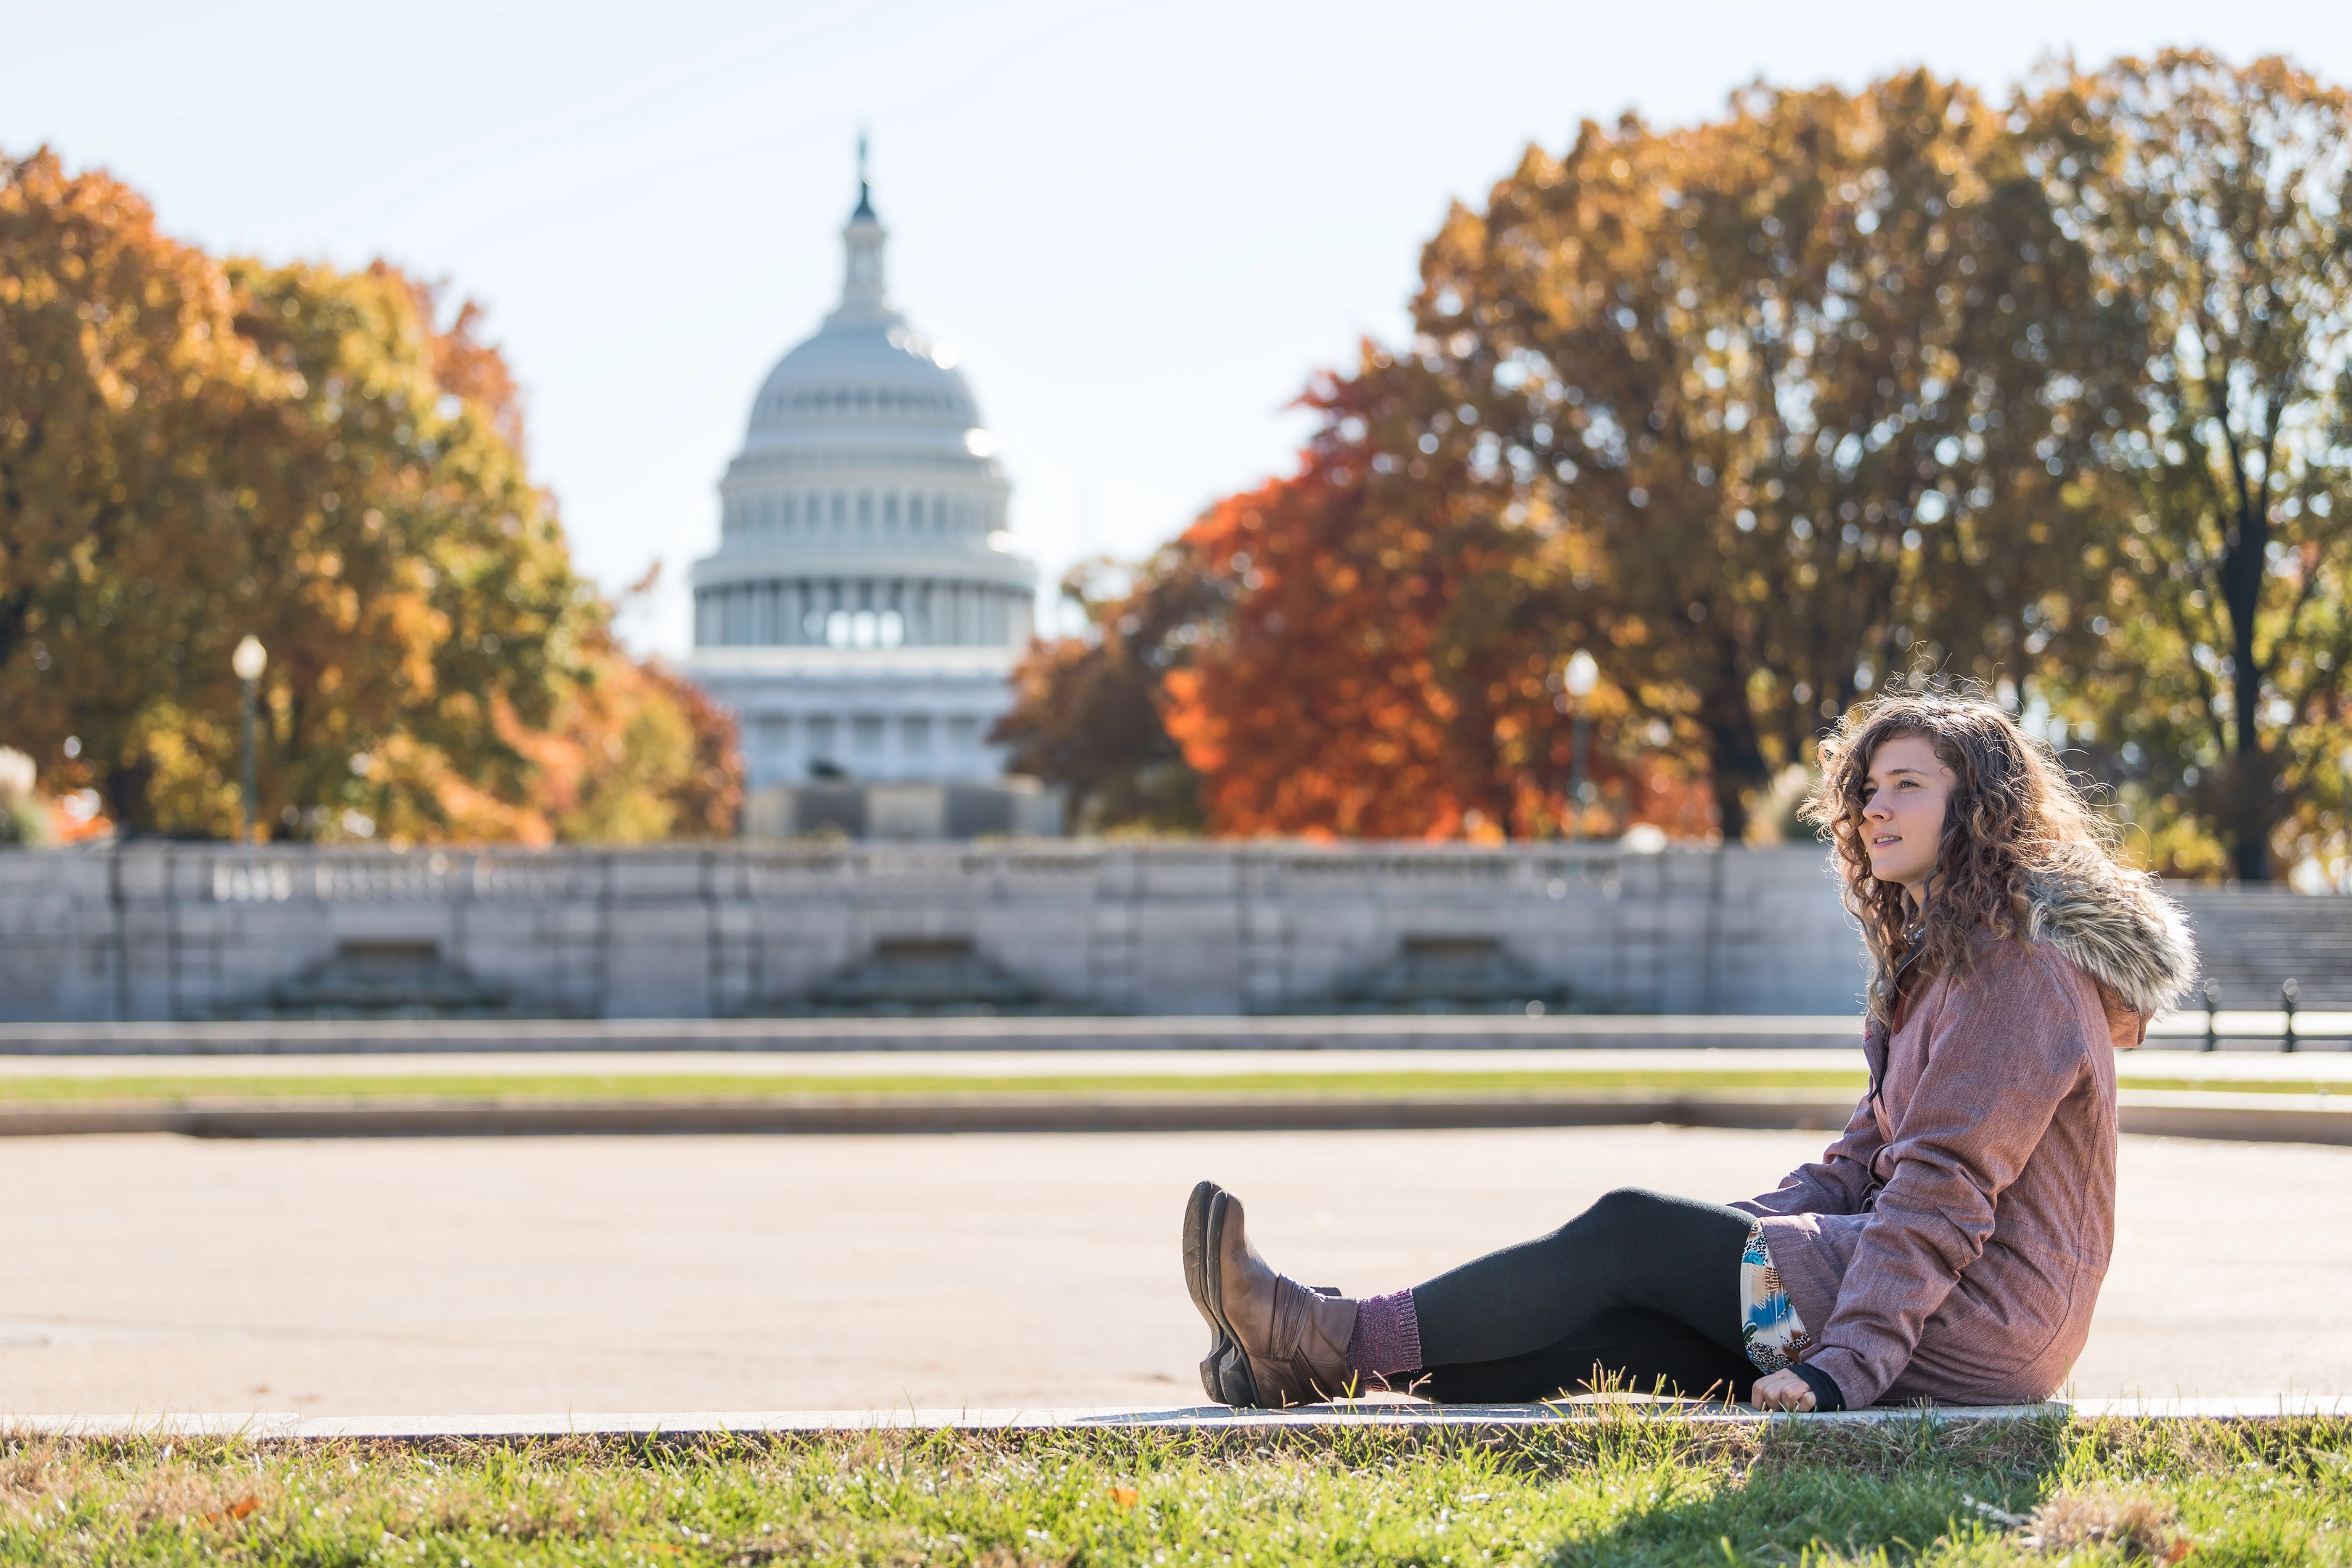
{"left": 0, "top": 1016, "right": 1872, "bottom": 1056}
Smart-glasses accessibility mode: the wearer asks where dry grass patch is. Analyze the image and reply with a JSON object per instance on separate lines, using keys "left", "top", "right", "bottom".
{"left": 2020, "top": 1486, "right": 2187, "bottom": 1559}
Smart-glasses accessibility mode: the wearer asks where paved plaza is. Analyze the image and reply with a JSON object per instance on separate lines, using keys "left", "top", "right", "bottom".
{"left": 3, "top": 1125, "right": 2346, "bottom": 1418}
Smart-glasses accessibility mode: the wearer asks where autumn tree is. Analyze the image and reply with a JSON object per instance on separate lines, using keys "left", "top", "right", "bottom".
{"left": 0, "top": 147, "right": 740, "bottom": 841}
{"left": 1161, "top": 376, "right": 1582, "bottom": 840}
{"left": 632, "top": 659, "right": 745, "bottom": 839}
{"left": 485, "top": 642, "right": 743, "bottom": 843}
{"left": 0, "top": 148, "right": 262, "bottom": 824}
{"left": 992, "top": 550, "right": 1212, "bottom": 833}
{"left": 1004, "top": 62, "right": 2352, "bottom": 862}
{"left": 1149, "top": 360, "right": 1715, "bottom": 841}
{"left": 1145, "top": 73, "right": 2126, "bottom": 841}
{"left": 1411, "top": 72, "right": 2132, "bottom": 838}
{"left": 2027, "top": 54, "right": 2352, "bottom": 881}
{"left": 1164, "top": 426, "right": 1482, "bottom": 838}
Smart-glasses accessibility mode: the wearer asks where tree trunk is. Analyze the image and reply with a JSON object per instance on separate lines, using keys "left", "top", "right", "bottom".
{"left": 1698, "top": 656, "right": 1769, "bottom": 846}
{"left": 2224, "top": 743, "right": 2277, "bottom": 884}
{"left": 102, "top": 757, "right": 153, "bottom": 839}
{"left": 2220, "top": 461, "right": 2273, "bottom": 882}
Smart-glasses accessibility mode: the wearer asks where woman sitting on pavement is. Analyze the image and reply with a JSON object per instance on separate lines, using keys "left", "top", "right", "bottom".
{"left": 1182, "top": 687, "right": 2198, "bottom": 1413}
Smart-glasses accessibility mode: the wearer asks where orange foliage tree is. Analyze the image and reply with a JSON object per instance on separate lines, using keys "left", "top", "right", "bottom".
{"left": 992, "top": 550, "right": 1214, "bottom": 833}
{"left": 1162, "top": 375, "right": 1495, "bottom": 838}
{"left": 1159, "top": 364, "right": 1718, "bottom": 840}
{"left": 0, "top": 147, "right": 739, "bottom": 842}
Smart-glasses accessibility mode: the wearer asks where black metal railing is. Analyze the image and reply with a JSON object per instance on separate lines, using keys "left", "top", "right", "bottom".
{"left": 2200, "top": 978, "right": 2327, "bottom": 1052}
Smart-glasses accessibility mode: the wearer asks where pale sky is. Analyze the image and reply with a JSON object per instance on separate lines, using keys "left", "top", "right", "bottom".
{"left": 7, "top": 1, "right": 2349, "bottom": 657}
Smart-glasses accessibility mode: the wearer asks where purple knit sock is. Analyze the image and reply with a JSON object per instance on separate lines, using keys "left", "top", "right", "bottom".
{"left": 1344, "top": 1289, "right": 1424, "bottom": 1377}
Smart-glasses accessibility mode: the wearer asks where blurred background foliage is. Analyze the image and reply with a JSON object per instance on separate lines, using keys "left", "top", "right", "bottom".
{"left": 997, "top": 52, "right": 2352, "bottom": 884}
{"left": 992, "top": 549, "right": 1212, "bottom": 836}
{"left": 0, "top": 148, "right": 740, "bottom": 844}
{"left": 5, "top": 54, "right": 2348, "bottom": 881}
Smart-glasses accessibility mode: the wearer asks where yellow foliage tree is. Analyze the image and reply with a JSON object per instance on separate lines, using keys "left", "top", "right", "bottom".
{"left": 1411, "top": 72, "right": 2129, "bottom": 837}
{"left": 2027, "top": 54, "right": 2352, "bottom": 882}
{"left": 0, "top": 147, "right": 740, "bottom": 842}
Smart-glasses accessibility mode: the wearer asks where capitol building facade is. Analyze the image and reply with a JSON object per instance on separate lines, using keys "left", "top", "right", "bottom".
{"left": 685, "top": 174, "right": 1045, "bottom": 832}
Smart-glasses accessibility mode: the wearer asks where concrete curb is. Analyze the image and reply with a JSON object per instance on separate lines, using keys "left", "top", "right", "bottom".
{"left": 2116, "top": 1095, "right": 2352, "bottom": 1143}
{"left": 0, "top": 1088, "right": 2343, "bottom": 1143}
{"left": 7, "top": 1397, "right": 2346, "bottom": 1442}
{"left": 0, "top": 1090, "right": 1861, "bottom": 1139}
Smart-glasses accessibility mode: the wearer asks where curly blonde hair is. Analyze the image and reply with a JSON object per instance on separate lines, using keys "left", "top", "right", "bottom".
{"left": 1802, "top": 687, "right": 2126, "bottom": 1024}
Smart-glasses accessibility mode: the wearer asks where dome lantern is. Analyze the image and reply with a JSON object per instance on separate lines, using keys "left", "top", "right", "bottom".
{"left": 830, "top": 135, "right": 896, "bottom": 330}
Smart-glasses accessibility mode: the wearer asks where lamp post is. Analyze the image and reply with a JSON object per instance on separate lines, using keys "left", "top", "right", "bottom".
{"left": 231, "top": 635, "right": 266, "bottom": 844}
{"left": 1562, "top": 650, "right": 1598, "bottom": 841}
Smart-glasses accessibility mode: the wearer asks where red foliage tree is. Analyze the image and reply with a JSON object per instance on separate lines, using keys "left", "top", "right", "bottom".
{"left": 1162, "top": 364, "right": 1710, "bottom": 839}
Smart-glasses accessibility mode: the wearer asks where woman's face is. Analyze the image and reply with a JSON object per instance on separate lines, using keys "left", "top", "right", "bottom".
{"left": 1860, "top": 733, "right": 1957, "bottom": 899}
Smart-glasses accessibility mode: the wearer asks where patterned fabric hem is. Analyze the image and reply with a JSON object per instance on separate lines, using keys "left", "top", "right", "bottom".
{"left": 1738, "top": 1220, "right": 1815, "bottom": 1374}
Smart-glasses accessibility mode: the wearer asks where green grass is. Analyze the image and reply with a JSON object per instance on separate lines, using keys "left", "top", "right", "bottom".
{"left": 1, "top": 1414, "right": 2347, "bottom": 1564}
{"left": 0, "top": 1069, "right": 2335, "bottom": 1106}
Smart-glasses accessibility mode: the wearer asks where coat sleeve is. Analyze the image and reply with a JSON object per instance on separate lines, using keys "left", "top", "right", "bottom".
{"left": 1728, "top": 1091, "right": 1883, "bottom": 1219}
{"left": 1800, "top": 955, "right": 2089, "bottom": 1409}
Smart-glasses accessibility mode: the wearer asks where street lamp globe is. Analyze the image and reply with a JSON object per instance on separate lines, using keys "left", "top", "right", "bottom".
{"left": 1563, "top": 650, "right": 1599, "bottom": 698}
{"left": 232, "top": 636, "right": 267, "bottom": 844}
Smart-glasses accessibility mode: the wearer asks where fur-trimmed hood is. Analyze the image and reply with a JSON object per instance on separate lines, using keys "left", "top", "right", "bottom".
{"left": 2020, "top": 862, "right": 2201, "bottom": 1017}
{"left": 1865, "top": 859, "right": 2201, "bottom": 1022}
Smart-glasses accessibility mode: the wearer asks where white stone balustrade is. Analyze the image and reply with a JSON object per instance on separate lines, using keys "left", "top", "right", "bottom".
{"left": 0, "top": 842, "right": 1866, "bottom": 1022}
{"left": 4, "top": 841, "right": 2340, "bottom": 1026}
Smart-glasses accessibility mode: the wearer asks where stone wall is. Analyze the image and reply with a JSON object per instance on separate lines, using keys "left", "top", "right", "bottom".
{"left": 5, "top": 840, "right": 2337, "bottom": 1023}
{"left": 0, "top": 841, "right": 1866, "bottom": 1021}
{"left": 740, "top": 780, "right": 1064, "bottom": 840}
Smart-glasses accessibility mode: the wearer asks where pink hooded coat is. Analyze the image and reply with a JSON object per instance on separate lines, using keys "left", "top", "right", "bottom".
{"left": 1733, "top": 865, "right": 2198, "bottom": 1408}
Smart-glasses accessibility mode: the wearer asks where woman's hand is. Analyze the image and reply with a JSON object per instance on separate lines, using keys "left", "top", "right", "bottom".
{"left": 1750, "top": 1368, "right": 1818, "bottom": 1412}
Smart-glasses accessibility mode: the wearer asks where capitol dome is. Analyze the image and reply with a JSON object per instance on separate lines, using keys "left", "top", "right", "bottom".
{"left": 687, "top": 171, "right": 1039, "bottom": 792}
{"left": 745, "top": 321, "right": 980, "bottom": 441}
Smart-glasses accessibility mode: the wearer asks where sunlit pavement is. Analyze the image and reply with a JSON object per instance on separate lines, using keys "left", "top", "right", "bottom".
{"left": 2, "top": 1126, "right": 2345, "bottom": 1417}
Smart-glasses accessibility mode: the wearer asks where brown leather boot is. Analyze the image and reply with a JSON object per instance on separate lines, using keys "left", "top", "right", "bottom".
{"left": 1211, "top": 1190, "right": 1357, "bottom": 1407}
{"left": 1180, "top": 1180, "right": 1242, "bottom": 1403}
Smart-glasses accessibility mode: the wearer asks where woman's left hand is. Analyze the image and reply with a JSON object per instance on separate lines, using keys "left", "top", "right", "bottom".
{"left": 1750, "top": 1368, "right": 1817, "bottom": 1412}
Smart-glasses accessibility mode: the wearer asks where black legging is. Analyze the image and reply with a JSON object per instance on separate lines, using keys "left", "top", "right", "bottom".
{"left": 1408, "top": 1186, "right": 1757, "bottom": 1402}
